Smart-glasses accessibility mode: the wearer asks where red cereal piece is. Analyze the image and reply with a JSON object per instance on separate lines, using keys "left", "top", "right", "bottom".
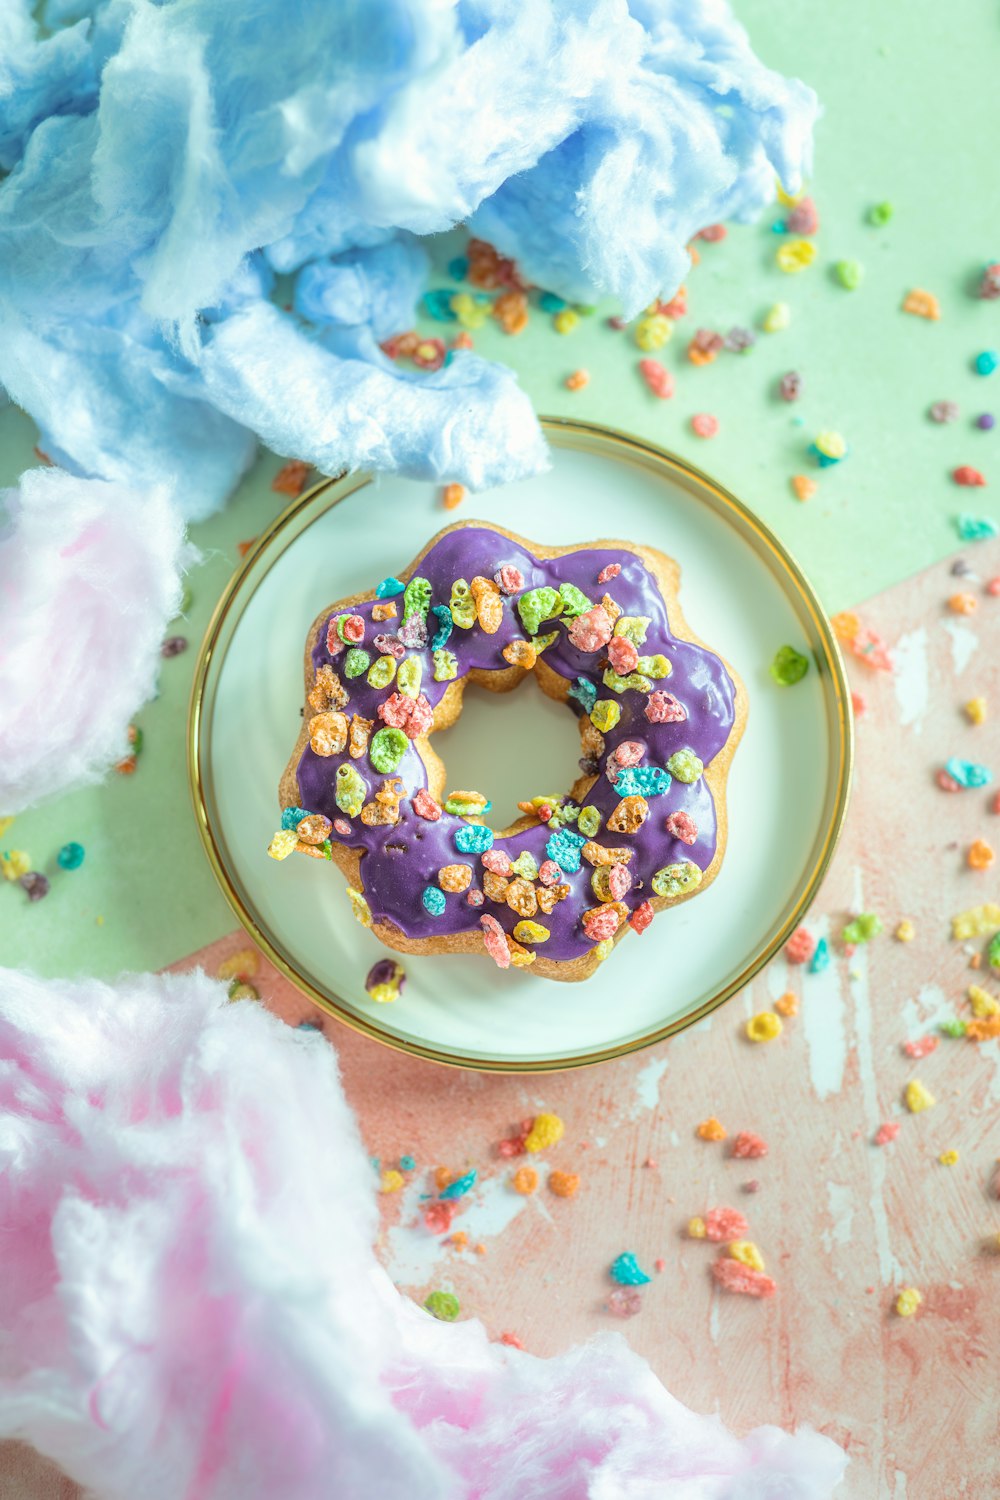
{"left": 665, "top": 810, "right": 698, "bottom": 845}
{"left": 499, "top": 1332, "right": 525, "bottom": 1349}
{"left": 567, "top": 605, "right": 613, "bottom": 652}
{"left": 711, "top": 1258, "right": 777, "bottom": 1299}
{"left": 538, "top": 859, "right": 561, "bottom": 887}
{"left": 953, "top": 465, "right": 986, "bottom": 487}
{"left": 405, "top": 695, "right": 434, "bottom": 737}
{"left": 704, "top": 1206, "right": 749, "bottom": 1242}
{"left": 903, "top": 1035, "right": 939, "bottom": 1059}
{"left": 423, "top": 1200, "right": 458, "bottom": 1234}
{"left": 413, "top": 337, "right": 446, "bottom": 371}
{"left": 377, "top": 692, "right": 412, "bottom": 729}
{"left": 341, "top": 613, "right": 365, "bottom": 643}
{"left": 608, "top": 862, "right": 631, "bottom": 901}
{"left": 992, "top": 790, "right": 1000, "bottom": 814}
{"left": 582, "top": 906, "right": 620, "bottom": 941}
{"left": 785, "top": 926, "right": 815, "bottom": 964}
{"left": 874, "top": 1122, "right": 900, "bottom": 1146}
{"left": 373, "top": 632, "right": 405, "bottom": 658}
{"left": 481, "top": 913, "right": 511, "bottom": 969}
{"left": 691, "top": 413, "right": 719, "bottom": 438}
{"left": 987, "top": 578, "right": 1000, "bottom": 597}
{"left": 654, "top": 1257, "right": 667, "bottom": 1273}
{"left": 466, "top": 888, "right": 485, "bottom": 907}
{"left": 851, "top": 691, "right": 867, "bottom": 716}
{"left": 661, "top": 290, "right": 687, "bottom": 319}
{"left": 936, "top": 769, "right": 961, "bottom": 793}
{"left": 333, "top": 818, "right": 352, "bottom": 836}
{"left": 482, "top": 849, "right": 513, "bottom": 876}
{"left": 606, "top": 740, "right": 644, "bottom": 782}
{"left": 645, "top": 691, "right": 686, "bottom": 724}
{"left": 271, "top": 459, "right": 311, "bottom": 496}
{"left": 697, "top": 224, "right": 727, "bottom": 242}
{"left": 494, "top": 565, "right": 524, "bottom": 595}
{"left": 786, "top": 196, "right": 818, "bottom": 235}
{"left": 607, "top": 634, "right": 640, "bottom": 675}
{"left": 412, "top": 788, "right": 442, "bottom": 821}
{"left": 597, "top": 562, "right": 622, "bottom": 584}
{"left": 629, "top": 900, "right": 654, "bottom": 934}
{"left": 731, "top": 1131, "right": 768, "bottom": 1160}
{"left": 497, "top": 1135, "right": 526, "bottom": 1158}
{"left": 638, "top": 358, "right": 674, "bottom": 399}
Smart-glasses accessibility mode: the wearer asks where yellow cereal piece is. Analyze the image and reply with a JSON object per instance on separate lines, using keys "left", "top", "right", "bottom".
{"left": 380, "top": 1169, "right": 405, "bottom": 1193}
{"left": 938, "top": 1150, "right": 959, "bottom": 1166}
{"left": 267, "top": 829, "right": 299, "bottom": 861}
{"left": 513, "top": 920, "right": 550, "bottom": 944}
{"left": 830, "top": 610, "right": 860, "bottom": 643}
{"left": 965, "top": 697, "right": 987, "bottom": 725}
{"left": 226, "top": 981, "right": 260, "bottom": 1003}
{"left": 346, "top": 887, "right": 372, "bottom": 928}
{"left": 590, "top": 699, "right": 621, "bottom": 733}
{"left": 0, "top": 816, "right": 14, "bottom": 841}
{"left": 968, "top": 985, "right": 999, "bottom": 1019}
{"left": 687, "top": 1216, "right": 707, "bottom": 1239}
{"left": 762, "top": 301, "right": 791, "bottom": 333}
{"left": 553, "top": 309, "right": 579, "bottom": 335}
{"left": 746, "top": 1011, "right": 783, "bottom": 1043}
{"left": 0, "top": 848, "right": 32, "bottom": 881}
{"left": 776, "top": 237, "right": 816, "bottom": 273}
{"left": 952, "top": 904, "right": 1000, "bottom": 940}
{"left": 775, "top": 180, "right": 804, "bottom": 208}
{"left": 728, "top": 1240, "right": 765, "bottom": 1272}
{"left": 904, "top": 1079, "right": 935, "bottom": 1113}
{"left": 593, "top": 938, "right": 613, "bottom": 962}
{"left": 524, "top": 1112, "right": 564, "bottom": 1153}
{"left": 895, "top": 1287, "right": 922, "bottom": 1317}
{"left": 217, "top": 948, "right": 260, "bottom": 981}
{"left": 894, "top": 920, "right": 915, "bottom": 943}
{"left": 634, "top": 313, "right": 672, "bottom": 351}
{"left": 696, "top": 1116, "right": 727, "bottom": 1141}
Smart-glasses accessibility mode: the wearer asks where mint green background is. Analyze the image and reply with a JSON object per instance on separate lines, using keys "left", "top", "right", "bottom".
{"left": 2, "top": 0, "right": 998, "bottom": 978}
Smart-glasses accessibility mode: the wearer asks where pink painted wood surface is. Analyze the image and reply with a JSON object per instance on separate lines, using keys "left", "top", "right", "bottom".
{"left": 6, "top": 544, "right": 1000, "bottom": 1498}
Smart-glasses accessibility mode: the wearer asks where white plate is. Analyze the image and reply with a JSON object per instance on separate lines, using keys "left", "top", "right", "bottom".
{"left": 189, "top": 420, "right": 852, "bottom": 1070}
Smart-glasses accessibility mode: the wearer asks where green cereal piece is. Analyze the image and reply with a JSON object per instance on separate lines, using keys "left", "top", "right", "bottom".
{"left": 511, "top": 851, "right": 539, "bottom": 880}
{"left": 558, "top": 581, "right": 592, "bottom": 617}
{"left": 603, "top": 667, "right": 653, "bottom": 694}
{"left": 636, "top": 653, "right": 670, "bottom": 678}
{"left": 613, "top": 615, "right": 650, "bottom": 645}
{"left": 334, "top": 614, "right": 353, "bottom": 644}
{"left": 344, "top": 647, "right": 371, "bottom": 678}
{"left": 770, "top": 645, "right": 810, "bottom": 686}
{"left": 367, "top": 654, "right": 397, "bottom": 690}
{"left": 433, "top": 647, "right": 458, "bottom": 681}
{"left": 397, "top": 655, "right": 423, "bottom": 699}
{"left": 424, "top": 1290, "right": 460, "bottom": 1321}
{"left": 531, "top": 630, "right": 560, "bottom": 654}
{"left": 834, "top": 258, "right": 864, "bottom": 290}
{"left": 842, "top": 912, "right": 883, "bottom": 945}
{"left": 403, "top": 575, "right": 431, "bottom": 622}
{"left": 939, "top": 1017, "right": 967, "bottom": 1038}
{"left": 578, "top": 804, "right": 601, "bottom": 837}
{"left": 346, "top": 887, "right": 373, "bottom": 927}
{"left": 651, "top": 860, "right": 703, "bottom": 898}
{"left": 518, "top": 586, "right": 562, "bottom": 636}
{"left": 335, "top": 764, "right": 367, "bottom": 818}
{"left": 370, "top": 727, "right": 409, "bottom": 773}
{"left": 868, "top": 201, "right": 893, "bottom": 227}
{"left": 667, "top": 748, "right": 704, "bottom": 783}
{"left": 445, "top": 792, "right": 492, "bottom": 816}
{"left": 593, "top": 937, "right": 613, "bottom": 962}
{"left": 450, "top": 578, "right": 477, "bottom": 629}
{"left": 988, "top": 932, "right": 1000, "bottom": 970}
{"left": 590, "top": 699, "right": 621, "bottom": 732}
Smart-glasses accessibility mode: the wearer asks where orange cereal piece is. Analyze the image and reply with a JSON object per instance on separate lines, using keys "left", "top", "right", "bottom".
{"left": 949, "top": 592, "right": 978, "bottom": 615}
{"left": 371, "top": 601, "right": 397, "bottom": 622}
{"left": 968, "top": 1015, "right": 1000, "bottom": 1040}
{"left": 237, "top": 537, "right": 258, "bottom": 557}
{"left": 449, "top": 1230, "right": 469, "bottom": 1250}
{"left": 493, "top": 288, "right": 529, "bottom": 333}
{"left": 439, "top": 862, "right": 473, "bottom": 893}
{"left": 696, "top": 1116, "right": 727, "bottom": 1141}
{"left": 775, "top": 991, "right": 799, "bottom": 1017}
{"left": 791, "top": 474, "right": 817, "bottom": 502}
{"left": 502, "top": 638, "right": 537, "bottom": 669}
{"left": 450, "top": 330, "right": 474, "bottom": 351}
{"left": 902, "top": 288, "right": 941, "bottom": 320}
{"left": 565, "top": 369, "right": 589, "bottom": 391}
{"left": 505, "top": 877, "right": 538, "bottom": 919}
{"left": 434, "top": 1165, "right": 455, "bottom": 1191}
{"left": 968, "top": 839, "right": 996, "bottom": 871}
{"left": 442, "top": 482, "right": 465, "bottom": 510}
{"left": 830, "top": 610, "right": 860, "bottom": 643}
{"left": 272, "top": 459, "right": 311, "bottom": 496}
{"left": 470, "top": 575, "right": 504, "bottom": 634}
{"left": 512, "top": 1166, "right": 538, "bottom": 1195}
{"left": 308, "top": 711, "right": 348, "bottom": 757}
{"left": 548, "top": 1170, "right": 580, "bottom": 1198}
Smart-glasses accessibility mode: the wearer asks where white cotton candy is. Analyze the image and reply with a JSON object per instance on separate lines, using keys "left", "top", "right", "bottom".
{"left": 0, "top": 966, "right": 848, "bottom": 1500}
{"left": 0, "top": 469, "right": 191, "bottom": 813}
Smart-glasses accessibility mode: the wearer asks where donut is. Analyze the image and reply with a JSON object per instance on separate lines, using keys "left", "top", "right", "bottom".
{"left": 273, "top": 522, "right": 745, "bottom": 982}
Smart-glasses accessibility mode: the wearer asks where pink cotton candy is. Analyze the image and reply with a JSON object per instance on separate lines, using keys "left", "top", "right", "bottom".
{"left": 0, "top": 967, "right": 847, "bottom": 1500}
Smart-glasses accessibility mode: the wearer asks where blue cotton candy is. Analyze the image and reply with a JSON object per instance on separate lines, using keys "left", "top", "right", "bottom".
{"left": 294, "top": 238, "right": 429, "bottom": 341}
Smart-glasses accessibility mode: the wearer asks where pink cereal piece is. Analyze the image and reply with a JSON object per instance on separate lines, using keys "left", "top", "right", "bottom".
{"left": 704, "top": 1206, "right": 749, "bottom": 1242}
{"left": 711, "top": 1258, "right": 777, "bottom": 1299}
{"left": 567, "top": 605, "right": 613, "bottom": 653}
{"left": 597, "top": 562, "right": 622, "bottom": 584}
{"left": 608, "top": 862, "right": 632, "bottom": 901}
{"left": 405, "top": 694, "right": 434, "bottom": 737}
{"left": 849, "top": 628, "right": 893, "bottom": 672}
{"left": 582, "top": 906, "right": 620, "bottom": 941}
{"left": 481, "top": 913, "right": 511, "bottom": 969}
{"left": 691, "top": 413, "right": 719, "bottom": 439}
{"left": 378, "top": 692, "right": 412, "bottom": 729}
{"left": 731, "top": 1131, "right": 768, "bottom": 1160}
{"left": 638, "top": 358, "right": 674, "bottom": 399}
{"left": 874, "top": 1122, "right": 900, "bottom": 1147}
{"left": 373, "top": 632, "right": 406, "bottom": 659}
{"left": 610, "top": 740, "right": 644, "bottom": 771}
{"left": 499, "top": 1331, "right": 525, "bottom": 1349}
{"left": 786, "top": 196, "right": 818, "bottom": 235}
{"left": 482, "top": 849, "right": 513, "bottom": 876}
{"left": 654, "top": 1257, "right": 666, "bottom": 1273}
{"left": 697, "top": 223, "right": 727, "bottom": 242}
{"left": 424, "top": 1200, "right": 458, "bottom": 1234}
{"left": 936, "top": 768, "right": 962, "bottom": 793}
{"left": 608, "top": 635, "right": 640, "bottom": 675}
{"left": 993, "top": 789, "right": 1000, "bottom": 815}
{"left": 665, "top": 810, "right": 698, "bottom": 845}
{"left": 494, "top": 565, "right": 524, "bottom": 595}
{"left": 333, "top": 817, "right": 352, "bottom": 836}
{"left": 342, "top": 613, "right": 365, "bottom": 643}
{"left": 497, "top": 1135, "right": 527, "bottom": 1159}
{"left": 413, "top": 788, "right": 442, "bottom": 821}
{"left": 325, "top": 620, "right": 344, "bottom": 654}
{"left": 538, "top": 859, "right": 561, "bottom": 887}
{"left": 629, "top": 900, "right": 654, "bottom": 934}
{"left": 851, "top": 691, "right": 867, "bottom": 716}
{"left": 785, "top": 926, "right": 815, "bottom": 964}
{"left": 987, "top": 577, "right": 1000, "bottom": 597}
{"left": 607, "top": 1287, "right": 643, "bottom": 1318}
{"left": 466, "top": 888, "right": 485, "bottom": 907}
{"left": 903, "top": 1035, "right": 938, "bottom": 1059}
{"left": 645, "top": 691, "right": 686, "bottom": 724}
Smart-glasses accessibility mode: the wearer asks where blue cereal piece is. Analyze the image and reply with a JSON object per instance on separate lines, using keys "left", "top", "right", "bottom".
{"left": 610, "top": 1252, "right": 651, "bottom": 1286}
{"left": 422, "top": 288, "right": 458, "bottom": 322}
{"left": 539, "top": 291, "right": 568, "bottom": 312}
{"left": 956, "top": 514, "right": 999, "bottom": 542}
{"left": 439, "top": 1168, "right": 477, "bottom": 1200}
{"left": 614, "top": 766, "right": 672, "bottom": 798}
{"left": 430, "top": 604, "right": 453, "bottom": 651}
{"left": 945, "top": 756, "right": 993, "bottom": 788}
{"left": 455, "top": 823, "right": 495, "bottom": 854}
{"left": 567, "top": 676, "right": 597, "bottom": 713}
{"left": 376, "top": 576, "right": 406, "bottom": 598}
{"left": 57, "top": 841, "right": 86, "bottom": 870}
{"left": 281, "top": 806, "right": 309, "bottom": 829}
{"left": 546, "top": 826, "right": 587, "bottom": 873}
{"left": 399, "top": 1154, "right": 416, "bottom": 1171}
{"left": 809, "top": 936, "right": 830, "bottom": 974}
{"left": 422, "top": 885, "right": 447, "bottom": 916}
{"left": 447, "top": 255, "right": 469, "bottom": 281}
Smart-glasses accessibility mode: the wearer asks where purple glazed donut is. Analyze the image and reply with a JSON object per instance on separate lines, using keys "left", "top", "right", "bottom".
{"left": 274, "top": 522, "right": 745, "bottom": 982}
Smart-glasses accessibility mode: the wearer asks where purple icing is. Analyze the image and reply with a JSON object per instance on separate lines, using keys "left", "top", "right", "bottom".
{"left": 293, "top": 527, "right": 737, "bottom": 965}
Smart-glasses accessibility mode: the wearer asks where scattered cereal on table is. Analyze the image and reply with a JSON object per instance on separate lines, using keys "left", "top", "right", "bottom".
{"left": 904, "top": 1079, "right": 935, "bottom": 1113}
{"left": 902, "top": 289, "right": 940, "bottom": 320}
{"left": 380, "top": 1169, "right": 404, "bottom": 1193}
{"left": 775, "top": 992, "right": 798, "bottom": 1017}
{"left": 425, "top": 1290, "right": 460, "bottom": 1321}
{"left": 696, "top": 1116, "right": 727, "bottom": 1141}
{"left": 895, "top": 1287, "right": 922, "bottom": 1318}
{"left": 524, "top": 1113, "right": 564, "bottom": 1153}
{"left": 711, "top": 1258, "right": 777, "bottom": 1298}
{"left": 938, "top": 1150, "right": 959, "bottom": 1166}
{"left": 746, "top": 1011, "right": 782, "bottom": 1043}
{"left": 610, "top": 1252, "right": 651, "bottom": 1286}
{"left": 874, "top": 1122, "right": 900, "bottom": 1146}
{"left": 511, "top": 1166, "right": 538, "bottom": 1195}
{"left": 704, "top": 1206, "right": 749, "bottom": 1242}
{"left": 607, "top": 1288, "right": 643, "bottom": 1317}
{"left": 967, "top": 839, "right": 995, "bottom": 870}
{"left": 565, "top": 369, "right": 589, "bottom": 390}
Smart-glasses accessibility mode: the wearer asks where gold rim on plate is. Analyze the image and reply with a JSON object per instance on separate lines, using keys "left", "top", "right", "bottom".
{"left": 188, "top": 417, "right": 854, "bottom": 1072}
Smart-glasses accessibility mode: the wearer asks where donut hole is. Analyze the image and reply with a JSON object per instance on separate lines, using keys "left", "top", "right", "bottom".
{"left": 435, "top": 676, "right": 582, "bottom": 830}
